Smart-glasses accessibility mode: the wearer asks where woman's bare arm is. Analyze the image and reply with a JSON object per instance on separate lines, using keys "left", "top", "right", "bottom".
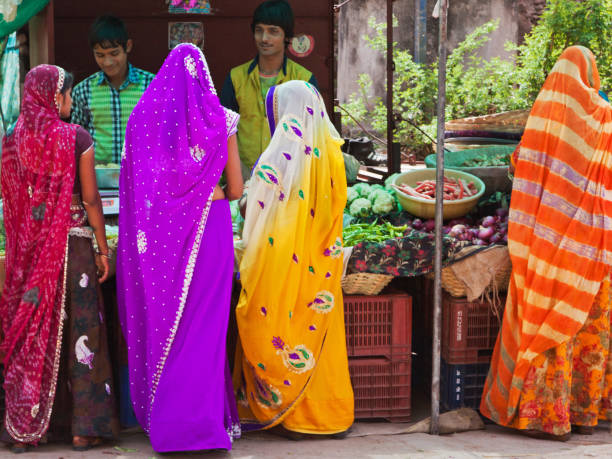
{"left": 79, "top": 147, "right": 109, "bottom": 283}
{"left": 224, "top": 134, "right": 244, "bottom": 201}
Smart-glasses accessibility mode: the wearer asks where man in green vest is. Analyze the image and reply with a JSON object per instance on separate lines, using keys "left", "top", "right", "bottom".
{"left": 220, "top": 0, "right": 318, "bottom": 179}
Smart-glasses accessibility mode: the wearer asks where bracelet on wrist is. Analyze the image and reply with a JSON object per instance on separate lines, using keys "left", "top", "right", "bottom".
{"left": 96, "top": 250, "right": 111, "bottom": 259}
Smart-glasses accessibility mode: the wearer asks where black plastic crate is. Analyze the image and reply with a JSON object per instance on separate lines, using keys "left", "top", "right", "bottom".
{"left": 440, "top": 358, "right": 490, "bottom": 411}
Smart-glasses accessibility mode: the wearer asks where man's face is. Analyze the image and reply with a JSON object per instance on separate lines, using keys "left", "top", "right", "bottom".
{"left": 93, "top": 40, "right": 132, "bottom": 80}
{"left": 254, "top": 23, "right": 285, "bottom": 58}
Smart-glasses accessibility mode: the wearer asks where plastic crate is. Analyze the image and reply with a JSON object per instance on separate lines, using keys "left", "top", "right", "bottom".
{"left": 349, "top": 357, "right": 411, "bottom": 422}
{"left": 343, "top": 293, "right": 412, "bottom": 358}
{"left": 441, "top": 292, "right": 504, "bottom": 364}
{"left": 440, "top": 358, "right": 489, "bottom": 411}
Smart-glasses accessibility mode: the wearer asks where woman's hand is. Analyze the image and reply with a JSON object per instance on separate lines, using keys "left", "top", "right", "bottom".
{"left": 212, "top": 185, "right": 226, "bottom": 200}
{"left": 95, "top": 253, "right": 110, "bottom": 283}
{"left": 239, "top": 195, "right": 247, "bottom": 218}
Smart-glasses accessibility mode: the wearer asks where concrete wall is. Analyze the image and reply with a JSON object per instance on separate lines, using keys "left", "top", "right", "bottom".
{"left": 337, "top": 0, "right": 524, "bottom": 104}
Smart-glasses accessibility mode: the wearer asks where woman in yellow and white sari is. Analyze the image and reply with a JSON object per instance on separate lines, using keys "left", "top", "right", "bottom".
{"left": 235, "top": 80, "right": 354, "bottom": 435}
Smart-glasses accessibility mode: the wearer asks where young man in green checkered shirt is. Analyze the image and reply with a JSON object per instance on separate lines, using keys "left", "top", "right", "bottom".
{"left": 71, "top": 15, "right": 154, "bottom": 165}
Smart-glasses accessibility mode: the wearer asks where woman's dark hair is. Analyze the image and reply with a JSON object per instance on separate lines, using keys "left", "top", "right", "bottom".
{"left": 89, "top": 15, "right": 129, "bottom": 50}
{"left": 61, "top": 72, "right": 74, "bottom": 94}
{"left": 251, "top": 0, "right": 294, "bottom": 41}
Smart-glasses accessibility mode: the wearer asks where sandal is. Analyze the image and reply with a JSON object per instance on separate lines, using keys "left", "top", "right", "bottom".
{"left": 72, "top": 436, "right": 103, "bottom": 451}
{"left": 520, "top": 429, "right": 571, "bottom": 442}
{"left": 10, "top": 443, "right": 30, "bottom": 454}
{"left": 331, "top": 426, "right": 353, "bottom": 439}
{"left": 572, "top": 425, "right": 594, "bottom": 435}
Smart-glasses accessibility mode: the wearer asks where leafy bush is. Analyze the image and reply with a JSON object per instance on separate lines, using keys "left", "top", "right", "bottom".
{"left": 342, "top": 0, "right": 612, "bottom": 159}
{"left": 510, "top": 0, "right": 612, "bottom": 101}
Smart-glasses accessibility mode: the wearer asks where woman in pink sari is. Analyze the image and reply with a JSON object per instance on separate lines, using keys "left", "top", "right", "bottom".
{"left": 1, "top": 65, "right": 118, "bottom": 453}
{"left": 117, "top": 43, "right": 243, "bottom": 452}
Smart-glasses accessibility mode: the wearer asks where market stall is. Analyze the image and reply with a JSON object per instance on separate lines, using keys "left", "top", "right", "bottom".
{"left": 264, "top": 99, "right": 523, "bottom": 424}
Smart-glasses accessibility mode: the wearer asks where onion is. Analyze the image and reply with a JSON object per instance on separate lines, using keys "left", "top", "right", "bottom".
{"left": 448, "top": 218, "right": 468, "bottom": 227}
{"left": 478, "top": 226, "right": 495, "bottom": 240}
{"left": 474, "top": 239, "right": 488, "bottom": 246}
{"left": 458, "top": 232, "right": 472, "bottom": 241}
{"left": 412, "top": 218, "right": 423, "bottom": 230}
{"left": 442, "top": 226, "right": 451, "bottom": 234}
{"left": 481, "top": 216, "right": 496, "bottom": 228}
{"left": 489, "top": 232, "right": 503, "bottom": 244}
{"left": 423, "top": 219, "right": 436, "bottom": 232}
{"left": 496, "top": 208, "right": 509, "bottom": 218}
{"left": 469, "top": 228, "right": 480, "bottom": 238}
{"left": 498, "top": 225, "right": 507, "bottom": 235}
{"left": 502, "top": 234, "right": 508, "bottom": 243}
{"left": 449, "top": 224, "right": 466, "bottom": 238}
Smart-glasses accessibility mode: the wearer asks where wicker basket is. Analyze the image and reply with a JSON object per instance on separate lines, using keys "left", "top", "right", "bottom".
{"left": 427, "top": 247, "right": 512, "bottom": 298}
{"left": 342, "top": 273, "right": 393, "bottom": 296}
{"left": 439, "top": 263, "right": 510, "bottom": 298}
{"left": 445, "top": 109, "right": 530, "bottom": 133}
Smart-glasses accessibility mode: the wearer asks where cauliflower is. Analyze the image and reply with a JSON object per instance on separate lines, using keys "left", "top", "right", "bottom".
{"left": 349, "top": 198, "right": 372, "bottom": 218}
{"left": 366, "top": 184, "right": 385, "bottom": 201}
{"left": 346, "top": 187, "right": 359, "bottom": 204}
{"left": 352, "top": 183, "right": 371, "bottom": 197}
{"left": 372, "top": 192, "right": 395, "bottom": 215}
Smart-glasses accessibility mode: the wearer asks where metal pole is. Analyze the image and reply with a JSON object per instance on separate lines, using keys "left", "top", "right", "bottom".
{"left": 386, "top": 0, "right": 396, "bottom": 174}
{"left": 414, "top": 0, "right": 427, "bottom": 63}
{"left": 431, "top": 0, "right": 448, "bottom": 436}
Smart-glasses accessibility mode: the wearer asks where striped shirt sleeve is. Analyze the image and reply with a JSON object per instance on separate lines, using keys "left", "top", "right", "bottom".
{"left": 71, "top": 79, "right": 92, "bottom": 132}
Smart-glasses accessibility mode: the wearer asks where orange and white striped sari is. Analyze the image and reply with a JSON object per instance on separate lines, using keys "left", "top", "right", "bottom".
{"left": 480, "top": 46, "right": 612, "bottom": 427}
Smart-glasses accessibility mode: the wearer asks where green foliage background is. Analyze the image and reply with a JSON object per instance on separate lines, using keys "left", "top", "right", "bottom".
{"left": 342, "top": 0, "right": 612, "bottom": 158}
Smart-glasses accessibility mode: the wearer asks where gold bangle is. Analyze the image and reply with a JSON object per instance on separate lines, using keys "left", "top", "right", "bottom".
{"left": 96, "top": 250, "right": 111, "bottom": 259}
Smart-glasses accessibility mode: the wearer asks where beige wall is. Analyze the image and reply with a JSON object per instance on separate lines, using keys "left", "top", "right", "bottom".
{"left": 337, "top": 0, "right": 522, "bottom": 104}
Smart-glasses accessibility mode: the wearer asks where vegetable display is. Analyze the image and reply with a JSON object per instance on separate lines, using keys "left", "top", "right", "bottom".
{"left": 411, "top": 207, "right": 509, "bottom": 245}
{"left": 346, "top": 183, "right": 398, "bottom": 217}
{"left": 105, "top": 225, "right": 119, "bottom": 241}
{"left": 343, "top": 207, "right": 509, "bottom": 247}
{"left": 461, "top": 152, "right": 510, "bottom": 167}
{"left": 343, "top": 221, "right": 408, "bottom": 246}
{"left": 393, "top": 177, "right": 478, "bottom": 201}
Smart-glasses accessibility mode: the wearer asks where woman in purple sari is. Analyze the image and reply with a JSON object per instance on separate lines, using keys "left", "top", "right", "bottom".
{"left": 117, "top": 43, "right": 243, "bottom": 452}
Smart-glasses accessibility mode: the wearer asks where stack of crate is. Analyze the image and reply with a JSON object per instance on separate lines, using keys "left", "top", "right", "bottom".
{"left": 343, "top": 292, "right": 412, "bottom": 422}
{"left": 440, "top": 291, "right": 504, "bottom": 411}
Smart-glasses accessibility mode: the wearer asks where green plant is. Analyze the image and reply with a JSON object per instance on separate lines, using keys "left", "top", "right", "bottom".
{"left": 511, "top": 0, "right": 612, "bottom": 100}
{"left": 342, "top": 16, "right": 437, "bottom": 157}
{"left": 343, "top": 18, "right": 526, "bottom": 158}
{"left": 342, "top": 0, "right": 612, "bottom": 159}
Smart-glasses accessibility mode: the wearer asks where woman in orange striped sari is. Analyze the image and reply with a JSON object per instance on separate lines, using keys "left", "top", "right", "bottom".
{"left": 480, "top": 46, "right": 612, "bottom": 440}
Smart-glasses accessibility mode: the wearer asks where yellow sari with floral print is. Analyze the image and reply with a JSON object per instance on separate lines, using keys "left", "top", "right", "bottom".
{"left": 235, "top": 80, "right": 354, "bottom": 434}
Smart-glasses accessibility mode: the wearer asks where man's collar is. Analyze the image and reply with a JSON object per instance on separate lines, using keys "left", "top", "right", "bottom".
{"left": 248, "top": 54, "right": 288, "bottom": 75}
{"left": 96, "top": 63, "right": 139, "bottom": 89}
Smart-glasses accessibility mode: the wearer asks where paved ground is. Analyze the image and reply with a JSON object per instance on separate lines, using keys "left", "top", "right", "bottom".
{"left": 5, "top": 422, "right": 612, "bottom": 459}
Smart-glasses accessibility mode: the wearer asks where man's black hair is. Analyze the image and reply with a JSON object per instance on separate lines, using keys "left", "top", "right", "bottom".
{"left": 89, "top": 15, "right": 129, "bottom": 50}
{"left": 61, "top": 72, "right": 74, "bottom": 94}
{"left": 251, "top": 0, "right": 294, "bottom": 41}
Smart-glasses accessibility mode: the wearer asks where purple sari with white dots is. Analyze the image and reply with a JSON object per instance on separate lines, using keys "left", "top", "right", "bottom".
{"left": 117, "top": 43, "right": 240, "bottom": 452}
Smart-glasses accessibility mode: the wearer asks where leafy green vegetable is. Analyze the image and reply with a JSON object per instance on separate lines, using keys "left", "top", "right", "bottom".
{"left": 366, "top": 184, "right": 385, "bottom": 201}
{"left": 347, "top": 188, "right": 360, "bottom": 205}
{"left": 343, "top": 153, "right": 361, "bottom": 184}
{"left": 349, "top": 198, "right": 372, "bottom": 218}
{"left": 461, "top": 152, "right": 511, "bottom": 167}
{"left": 352, "top": 183, "right": 371, "bottom": 197}
{"left": 372, "top": 192, "right": 395, "bottom": 215}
